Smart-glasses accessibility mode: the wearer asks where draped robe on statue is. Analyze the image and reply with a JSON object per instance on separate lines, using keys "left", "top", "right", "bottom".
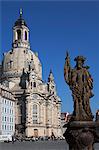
{"left": 64, "top": 53, "right": 93, "bottom": 121}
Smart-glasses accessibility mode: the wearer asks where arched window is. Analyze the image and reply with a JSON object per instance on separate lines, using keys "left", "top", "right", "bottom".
{"left": 33, "top": 104, "right": 38, "bottom": 124}
{"left": 17, "top": 30, "right": 21, "bottom": 40}
{"left": 25, "top": 31, "right": 27, "bottom": 40}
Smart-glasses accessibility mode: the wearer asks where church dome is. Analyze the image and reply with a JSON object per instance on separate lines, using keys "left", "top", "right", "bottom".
{"left": 2, "top": 48, "right": 42, "bottom": 79}
{"left": 1, "top": 9, "right": 42, "bottom": 85}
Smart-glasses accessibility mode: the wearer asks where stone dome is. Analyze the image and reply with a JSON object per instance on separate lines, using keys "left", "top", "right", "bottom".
{"left": 2, "top": 48, "right": 42, "bottom": 80}
{"left": 1, "top": 9, "right": 42, "bottom": 87}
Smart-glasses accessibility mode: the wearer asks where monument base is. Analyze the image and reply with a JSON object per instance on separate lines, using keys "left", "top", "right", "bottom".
{"left": 63, "top": 121, "right": 99, "bottom": 150}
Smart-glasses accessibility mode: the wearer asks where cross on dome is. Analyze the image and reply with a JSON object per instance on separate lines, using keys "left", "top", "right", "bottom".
{"left": 20, "top": 8, "right": 23, "bottom": 18}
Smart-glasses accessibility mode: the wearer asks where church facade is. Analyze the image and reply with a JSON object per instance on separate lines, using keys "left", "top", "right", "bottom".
{"left": 0, "top": 11, "right": 62, "bottom": 138}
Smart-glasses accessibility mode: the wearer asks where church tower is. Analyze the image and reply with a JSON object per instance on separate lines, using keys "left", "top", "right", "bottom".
{"left": 12, "top": 9, "right": 30, "bottom": 49}
{"left": 0, "top": 10, "right": 62, "bottom": 138}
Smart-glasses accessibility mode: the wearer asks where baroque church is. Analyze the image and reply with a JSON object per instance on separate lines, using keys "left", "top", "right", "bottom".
{"left": 0, "top": 10, "right": 62, "bottom": 138}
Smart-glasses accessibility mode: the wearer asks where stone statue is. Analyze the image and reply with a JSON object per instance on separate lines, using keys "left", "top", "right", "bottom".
{"left": 64, "top": 52, "right": 93, "bottom": 121}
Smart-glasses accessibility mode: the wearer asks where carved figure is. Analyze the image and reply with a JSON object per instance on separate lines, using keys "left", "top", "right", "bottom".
{"left": 64, "top": 52, "right": 93, "bottom": 121}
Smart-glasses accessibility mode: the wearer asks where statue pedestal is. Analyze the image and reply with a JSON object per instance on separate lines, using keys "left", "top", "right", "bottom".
{"left": 63, "top": 121, "right": 99, "bottom": 150}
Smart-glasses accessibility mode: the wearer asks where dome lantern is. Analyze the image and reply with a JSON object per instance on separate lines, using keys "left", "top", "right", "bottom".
{"left": 12, "top": 9, "right": 30, "bottom": 49}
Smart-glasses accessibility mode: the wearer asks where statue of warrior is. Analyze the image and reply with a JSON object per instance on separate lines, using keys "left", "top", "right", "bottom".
{"left": 64, "top": 52, "right": 94, "bottom": 121}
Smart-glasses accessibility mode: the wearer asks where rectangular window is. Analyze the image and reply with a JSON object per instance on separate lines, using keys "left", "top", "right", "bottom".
{"left": 5, "top": 108, "right": 6, "bottom": 113}
{"left": 5, "top": 100, "right": 6, "bottom": 104}
{"left": 33, "top": 105, "right": 37, "bottom": 114}
{"left": 2, "top": 125, "right": 4, "bottom": 130}
{"left": 33, "top": 110, "right": 37, "bottom": 114}
{"left": 33, "top": 82, "right": 36, "bottom": 87}
{"left": 5, "top": 117, "right": 6, "bottom": 121}
{"left": 5, "top": 125, "right": 6, "bottom": 130}
{"left": 33, "top": 115, "right": 38, "bottom": 124}
{"left": 33, "top": 120, "right": 38, "bottom": 124}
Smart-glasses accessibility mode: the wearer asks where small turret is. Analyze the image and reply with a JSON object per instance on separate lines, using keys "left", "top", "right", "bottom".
{"left": 48, "top": 69, "right": 54, "bottom": 83}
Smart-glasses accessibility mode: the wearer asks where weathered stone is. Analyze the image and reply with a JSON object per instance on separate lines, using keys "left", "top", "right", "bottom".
{"left": 0, "top": 10, "right": 62, "bottom": 138}
{"left": 64, "top": 52, "right": 99, "bottom": 149}
{"left": 64, "top": 52, "right": 93, "bottom": 121}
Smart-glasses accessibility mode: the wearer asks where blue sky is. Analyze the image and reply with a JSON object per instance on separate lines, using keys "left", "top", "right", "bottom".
{"left": 0, "top": 1, "right": 99, "bottom": 116}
